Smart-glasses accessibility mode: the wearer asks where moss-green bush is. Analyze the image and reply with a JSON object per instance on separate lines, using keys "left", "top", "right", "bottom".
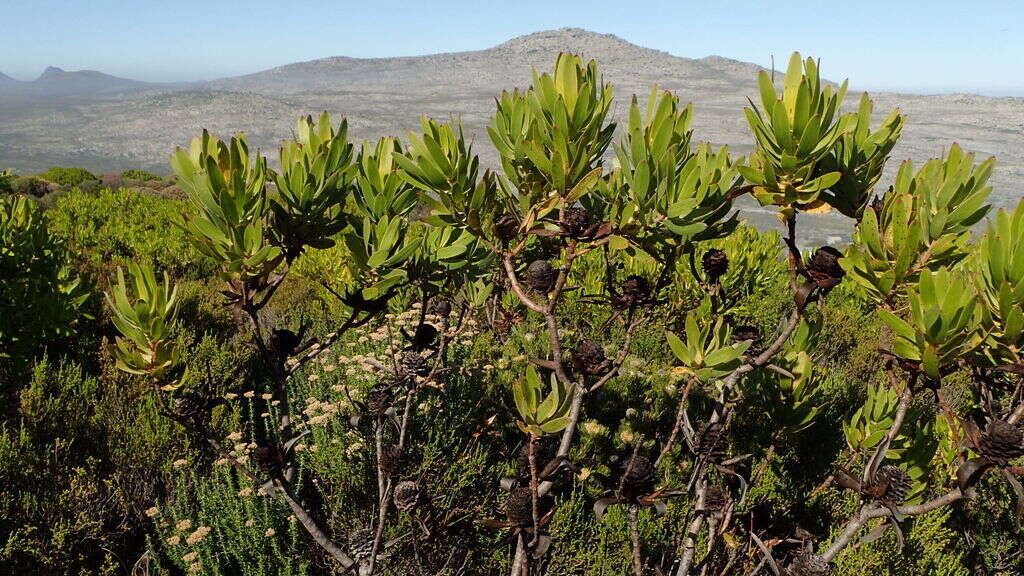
{"left": 121, "top": 169, "right": 162, "bottom": 181}
{"left": 37, "top": 166, "right": 98, "bottom": 187}
{"left": 45, "top": 187, "right": 215, "bottom": 280}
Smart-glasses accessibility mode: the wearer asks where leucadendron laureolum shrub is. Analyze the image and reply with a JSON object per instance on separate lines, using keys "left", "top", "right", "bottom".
{"left": 3, "top": 51, "right": 1023, "bottom": 576}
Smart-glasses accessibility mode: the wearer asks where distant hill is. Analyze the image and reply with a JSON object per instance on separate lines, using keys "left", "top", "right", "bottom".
{"left": 209, "top": 28, "right": 764, "bottom": 97}
{"left": 0, "top": 66, "right": 167, "bottom": 101}
{"left": 1, "top": 28, "right": 1021, "bottom": 244}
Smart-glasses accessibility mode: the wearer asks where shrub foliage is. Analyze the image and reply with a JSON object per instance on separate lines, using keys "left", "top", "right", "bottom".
{"left": 2, "top": 52, "right": 1023, "bottom": 576}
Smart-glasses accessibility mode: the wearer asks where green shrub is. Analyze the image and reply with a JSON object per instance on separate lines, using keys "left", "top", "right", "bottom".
{"left": 0, "top": 357, "right": 181, "bottom": 574}
{"left": 0, "top": 195, "right": 91, "bottom": 370}
{"left": 37, "top": 166, "right": 97, "bottom": 187}
{"left": 122, "top": 168, "right": 162, "bottom": 181}
{"left": 10, "top": 175, "right": 51, "bottom": 196}
{"left": 46, "top": 187, "right": 215, "bottom": 279}
{"left": 0, "top": 168, "right": 13, "bottom": 194}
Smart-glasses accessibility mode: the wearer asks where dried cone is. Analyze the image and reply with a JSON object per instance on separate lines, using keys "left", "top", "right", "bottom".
{"left": 978, "top": 419, "right": 1024, "bottom": 466}
{"left": 560, "top": 206, "right": 593, "bottom": 238}
{"left": 701, "top": 485, "right": 729, "bottom": 513}
{"left": 616, "top": 453, "right": 656, "bottom": 499}
{"left": 620, "top": 275, "right": 652, "bottom": 308}
{"left": 268, "top": 328, "right": 301, "bottom": 361}
{"left": 393, "top": 480, "right": 422, "bottom": 512}
{"left": 253, "top": 444, "right": 283, "bottom": 476}
{"left": 408, "top": 323, "right": 438, "bottom": 351}
{"left": 868, "top": 465, "right": 912, "bottom": 504}
{"left": 732, "top": 325, "right": 762, "bottom": 356}
{"left": 517, "top": 438, "right": 557, "bottom": 476}
{"left": 806, "top": 247, "right": 845, "bottom": 289}
{"left": 365, "top": 384, "right": 393, "bottom": 417}
{"left": 379, "top": 444, "right": 403, "bottom": 476}
{"left": 695, "top": 420, "right": 726, "bottom": 459}
{"left": 494, "top": 213, "right": 519, "bottom": 245}
{"left": 348, "top": 528, "right": 375, "bottom": 560}
{"left": 787, "top": 552, "right": 835, "bottom": 576}
{"left": 428, "top": 297, "right": 453, "bottom": 319}
{"left": 400, "top": 351, "right": 431, "bottom": 379}
{"left": 505, "top": 486, "right": 535, "bottom": 526}
{"left": 701, "top": 249, "right": 729, "bottom": 282}
{"left": 572, "top": 340, "right": 608, "bottom": 376}
{"left": 525, "top": 260, "right": 556, "bottom": 293}
{"left": 174, "top": 396, "right": 206, "bottom": 422}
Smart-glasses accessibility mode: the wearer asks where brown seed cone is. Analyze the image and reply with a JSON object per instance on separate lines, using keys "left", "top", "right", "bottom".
{"left": 516, "top": 438, "right": 558, "bottom": 476}
{"left": 505, "top": 486, "right": 535, "bottom": 526}
{"left": 525, "top": 260, "right": 556, "bottom": 293}
{"left": 701, "top": 249, "right": 729, "bottom": 282}
{"left": 268, "top": 328, "right": 301, "bottom": 360}
{"left": 560, "top": 206, "right": 593, "bottom": 238}
{"left": 400, "top": 351, "right": 431, "bottom": 379}
{"left": 571, "top": 340, "right": 608, "bottom": 376}
{"left": 787, "top": 552, "right": 835, "bottom": 576}
{"left": 393, "top": 480, "right": 422, "bottom": 512}
{"left": 868, "top": 465, "right": 912, "bottom": 504}
{"left": 979, "top": 419, "right": 1024, "bottom": 466}
{"left": 428, "top": 297, "right": 453, "bottom": 318}
{"left": 174, "top": 396, "right": 206, "bottom": 421}
{"left": 731, "top": 325, "right": 762, "bottom": 356}
{"left": 253, "top": 444, "right": 283, "bottom": 476}
{"left": 348, "top": 528, "right": 375, "bottom": 560}
{"left": 701, "top": 485, "right": 729, "bottom": 513}
{"left": 407, "top": 323, "right": 438, "bottom": 352}
{"left": 365, "top": 384, "right": 393, "bottom": 417}
{"left": 615, "top": 453, "right": 656, "bottom": 498}
{"left": 695, "top": 420, "right": 726, "bottom": 459}
{"left": 379, "top": 444, "right": 403, "bottom": 476}
{"left": 806, "top": 246, "right": 845, "bottom": 289}
{"left": 619, "top": 275, "right": 652, "bottom": 308}
{"left": 494, "top": 213, "right": 519, "bottom": 244}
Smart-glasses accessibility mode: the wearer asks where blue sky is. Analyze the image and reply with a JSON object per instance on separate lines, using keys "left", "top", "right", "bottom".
{"left": 2, "top": 0, "right": 1022, "bottom": 95}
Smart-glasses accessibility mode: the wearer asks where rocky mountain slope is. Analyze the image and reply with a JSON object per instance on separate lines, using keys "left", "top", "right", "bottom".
{"left": 2, "top": 28, "right": 1022, "bottom": 243}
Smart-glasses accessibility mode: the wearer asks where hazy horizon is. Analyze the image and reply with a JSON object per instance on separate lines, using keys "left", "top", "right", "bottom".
{"left": 2, "top": 0, "right": 1022, "bottom": 97}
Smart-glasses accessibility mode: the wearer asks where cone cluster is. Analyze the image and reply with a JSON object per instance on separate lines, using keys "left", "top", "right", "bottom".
{"left": 978, "top": 419, "right": 1024, "bottom": 466}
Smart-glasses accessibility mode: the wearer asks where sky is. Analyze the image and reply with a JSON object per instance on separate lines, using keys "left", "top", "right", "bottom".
{"left": 1, "top": 0, "right": 1022, "bottom": 96}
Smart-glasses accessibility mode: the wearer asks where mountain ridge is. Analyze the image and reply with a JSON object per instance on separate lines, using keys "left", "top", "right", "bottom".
{"left": 0, "top": 66, "right": 163, "bottom": 101}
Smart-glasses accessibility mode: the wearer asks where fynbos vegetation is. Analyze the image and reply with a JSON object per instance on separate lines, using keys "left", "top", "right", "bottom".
{"left": 2, "top": 52, "right": 1023, "bottom": 575}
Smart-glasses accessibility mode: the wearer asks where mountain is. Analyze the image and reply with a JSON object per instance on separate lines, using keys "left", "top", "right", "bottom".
{"left": 0, "top": 66, "right": 163, "bottom": 101}
{"left": 209, "top": 28, "right": 762, "bottom": 97}
{"left": 1, "top": 28, "right": 1021, "bottom": 244}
